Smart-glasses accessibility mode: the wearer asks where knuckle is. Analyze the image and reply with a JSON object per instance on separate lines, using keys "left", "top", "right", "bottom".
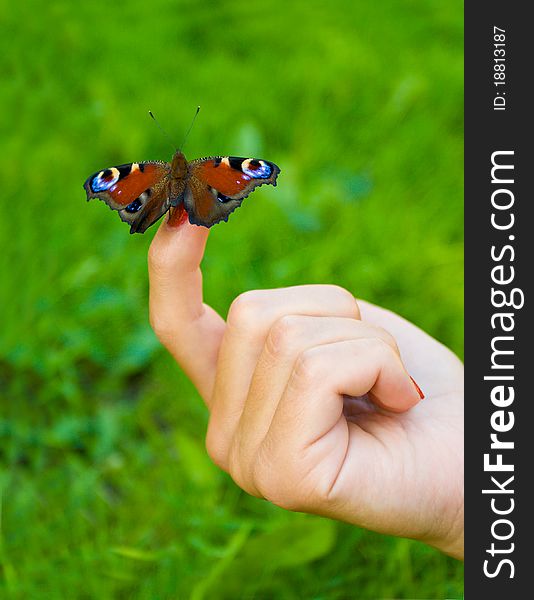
{"left": 147, "top": 241, "right": 172, "bottom": 276}
{"left": 291, "top": 347, "right": 327, "bottom": 389}
{"left": 373, "top": 326, "right": 399, "bottom": 353}
{"left": 325, "top": 285, "right": 360, "bottom": 318}
{"left": 227, "top": 290, "right": 268, "bottom": 331}
{"left": 371, "top": 336, "right": 398, "bottom": 362}
{"left": 265, "top": 315, "right": 307, "bottom": 358}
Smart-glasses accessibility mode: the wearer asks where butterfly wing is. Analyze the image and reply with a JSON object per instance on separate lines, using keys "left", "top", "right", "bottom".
{"left": 83, "top": 161, "right": 173, "bottom": 234}
{"left": 184, "top": 156, "right": 280, "bottom": 227}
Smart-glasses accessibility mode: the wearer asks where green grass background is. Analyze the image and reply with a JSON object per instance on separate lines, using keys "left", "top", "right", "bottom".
{"left": 1, "top": 0, "right": 463, "bottom": 597}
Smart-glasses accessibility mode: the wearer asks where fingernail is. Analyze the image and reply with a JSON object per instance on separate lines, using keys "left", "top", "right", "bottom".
{"left": 166, "top": 206, "right": 188, "bottom": 228}
{"left": 410, "top": 376, "right": 425, "bottom": 399}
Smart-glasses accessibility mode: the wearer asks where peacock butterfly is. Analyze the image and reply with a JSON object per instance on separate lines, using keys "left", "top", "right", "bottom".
{"left": 84, "top": 148, "right": 280, "bottom": 233}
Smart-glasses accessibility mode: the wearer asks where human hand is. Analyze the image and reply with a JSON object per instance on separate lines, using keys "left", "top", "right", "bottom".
{"left": 148, "top": 218, "right": 464, "bottom": 559}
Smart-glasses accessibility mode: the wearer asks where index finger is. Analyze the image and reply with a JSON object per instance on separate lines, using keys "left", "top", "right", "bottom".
{"left": 148, "top": 213, "right": 225, "bottom": 402}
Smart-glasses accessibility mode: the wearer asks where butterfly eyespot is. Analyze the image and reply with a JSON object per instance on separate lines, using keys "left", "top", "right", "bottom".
{"left": 124, "top": 190, "right": 151, "bottom": 213}
{"left": 91, "top": 167, "right": 120, "bottom": 192}
{"left": 125, "top": 198, "right": 143, "bottom": 213}
{"left": 242, "top": 159, "right": 272, "bottom": 179}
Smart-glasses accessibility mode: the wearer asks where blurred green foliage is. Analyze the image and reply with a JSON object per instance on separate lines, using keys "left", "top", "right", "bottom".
{"left": 1, "top": 0, "right": 463, "bottom": 597}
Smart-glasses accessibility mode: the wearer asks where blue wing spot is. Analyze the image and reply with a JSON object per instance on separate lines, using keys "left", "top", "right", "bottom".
{"left": 243, "top": 160, "right": 272, "bottom": 179}
{"left": 125, "top": 198, "right": 143, "bottom": 213}
{"left": 91, "top": 168, "right": 119, "bottom": 192}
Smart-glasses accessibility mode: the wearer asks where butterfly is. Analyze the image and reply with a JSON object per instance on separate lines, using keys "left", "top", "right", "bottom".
{"left": 84, "top": 150, "right": 280, "bottom": 233}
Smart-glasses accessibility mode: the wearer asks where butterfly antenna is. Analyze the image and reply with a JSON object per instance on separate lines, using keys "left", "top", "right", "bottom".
{"left": 148, "top": 110, "right": 177, "bottom": 152}
{"left": 179, "top": 106, "right": 201, "bottom": 152}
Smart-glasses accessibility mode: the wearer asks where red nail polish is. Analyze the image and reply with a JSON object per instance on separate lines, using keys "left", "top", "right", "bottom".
{"left": 410, "top": 376, "right": 425, "bottom": 399}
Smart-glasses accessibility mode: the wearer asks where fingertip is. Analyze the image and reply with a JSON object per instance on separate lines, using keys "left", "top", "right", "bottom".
{"left": 409, "top": 376, "right": 425, "bottom": 400}
{"left": 370, "top": 372, "right": 425, "bottom": 413}
{"left": 149, "top": 210, "right": 210, "bottom": 274}
{"left": 372, "top": 394, "right": 421, "bottom": 414}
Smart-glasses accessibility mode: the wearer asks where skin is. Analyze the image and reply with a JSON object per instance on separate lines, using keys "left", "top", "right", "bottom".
{"left": 148, "top": 216, "right": 464, "bottom": 560}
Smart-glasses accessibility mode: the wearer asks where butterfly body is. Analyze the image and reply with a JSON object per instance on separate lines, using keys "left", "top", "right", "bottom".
{"left": 84, "top": 150, "right": 280, "bottom": 233}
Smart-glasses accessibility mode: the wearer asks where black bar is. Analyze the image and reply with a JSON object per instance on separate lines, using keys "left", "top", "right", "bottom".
{"left": 465, "top": 2, "right": 532, "bottom": 596}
